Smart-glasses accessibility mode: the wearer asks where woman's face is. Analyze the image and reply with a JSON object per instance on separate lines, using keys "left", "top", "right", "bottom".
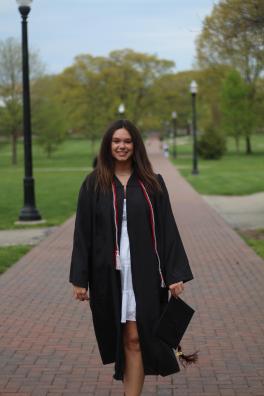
{"left": 111, "top": 128, "right": 134, "bottom": 163}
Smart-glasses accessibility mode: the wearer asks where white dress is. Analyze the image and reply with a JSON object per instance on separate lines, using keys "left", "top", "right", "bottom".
{"left": 120, "top": 198, "right": 136, "bottom": 323}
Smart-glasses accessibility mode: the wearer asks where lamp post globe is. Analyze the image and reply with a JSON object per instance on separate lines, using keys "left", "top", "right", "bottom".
{"left": 16, "top": 0, "right": 42, "bottom": 221}
{"left": 16, "top": 0, "right": 32, "bottom": 14}
{"left": 171, "top": 111, "right": 177, "bottom": 120}
{"left": 189, "top": 80, "right": 199, "bottom": 175}
{"left": 190, "top": 80, "right": 198, "bottom": 95}
{"left": 118, "top": 103, "right": 125, "bottom": 118}
{"left": 171, "top": 111, "right": 177, "bottom": 159}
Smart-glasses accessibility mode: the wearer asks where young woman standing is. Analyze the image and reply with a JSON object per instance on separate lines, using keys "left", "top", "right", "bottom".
{"left": 69, "top": 120, "right": 194, "bottom": 396}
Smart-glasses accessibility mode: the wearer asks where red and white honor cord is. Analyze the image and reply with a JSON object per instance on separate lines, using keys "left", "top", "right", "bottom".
{"left": 138, "top": 179, "right": 166, "bottom": 288}
{"left": 112, "top": 181, "right": 121, "bottom": 270}
{"left": 112, "top": 179, "right": 166, "bottom": 288}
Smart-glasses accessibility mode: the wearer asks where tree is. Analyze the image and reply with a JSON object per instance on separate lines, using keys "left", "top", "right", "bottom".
{"left": 0, "top": 37, "right": 44, "bottom": 164}
{"left": 57, "top": 49, "right": 174, "bottom": 139}
{"left": 31, "top": 76, "right": 67, "bottom": 157}
{"left": 198, "top": 126, "right": 226, "bottom": 159}
{"left": 196, "top": 0, "right": 264, "bottom": 153}
{"left": 221, "top": 70, "right": 255, "bottom": 152}
{"left": 150, "top": 66, "right": 230, "bottom": 139}
{"left": 108, "top": 49, "right": 174, "bottom": 123}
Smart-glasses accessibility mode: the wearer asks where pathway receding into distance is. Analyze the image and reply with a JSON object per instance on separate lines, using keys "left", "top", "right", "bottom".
{"left": 0, "top": 138, "right": 263, "bottom": 395}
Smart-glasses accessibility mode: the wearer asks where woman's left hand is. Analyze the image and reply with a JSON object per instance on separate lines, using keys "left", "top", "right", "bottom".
{"left": 169, "top": 281, "right": 184, "bottom": 298}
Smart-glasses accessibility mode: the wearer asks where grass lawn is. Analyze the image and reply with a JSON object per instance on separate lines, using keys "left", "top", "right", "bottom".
{"left": 0, "top": 245, "right": 32, "bottom": 274}
{"left": 238, "top": 229, "right": 264, "bottom": 260}
{"left": 170, "top": 134, "right": 264, "bottom": 195}
{"left": 169, "top": 133, "right": 264, "bottom": 260}
{"left": 0, "top": 139, "right": 97, "bottom": 229}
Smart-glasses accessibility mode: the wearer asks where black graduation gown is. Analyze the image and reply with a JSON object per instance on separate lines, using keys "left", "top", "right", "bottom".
{"left": 69, "top": 169, "right": 194, "bottom": 381}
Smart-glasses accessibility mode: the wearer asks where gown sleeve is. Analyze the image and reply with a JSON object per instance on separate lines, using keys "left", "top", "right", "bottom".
{"left": 157, "top": 174, "right": 194, "bottom": 287}
{"left": 69, "top": 178, "right": 92, "bottom": 289}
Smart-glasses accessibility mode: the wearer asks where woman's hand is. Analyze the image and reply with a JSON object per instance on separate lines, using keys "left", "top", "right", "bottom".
{"left": 73, "top": 286, "right": 89, "bottom": 301}
{"left": 169, "top": 281, "right": 184, "bottom": 298}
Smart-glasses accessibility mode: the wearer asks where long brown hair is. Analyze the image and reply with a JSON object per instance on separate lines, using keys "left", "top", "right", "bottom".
{"left": 95, "top": 119, "right": 162, "bottom": 193}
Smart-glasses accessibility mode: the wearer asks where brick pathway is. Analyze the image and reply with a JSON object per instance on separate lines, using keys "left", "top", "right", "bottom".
{"left": 1, "top": 140, "right": 264, "bottom": 396}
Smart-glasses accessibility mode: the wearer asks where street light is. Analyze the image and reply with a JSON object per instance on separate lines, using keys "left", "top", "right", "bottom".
{"left": 171, "top": 111, "right": 177, "bottom": 158}
{"left": 189, "top": 80, "right": 199, "bottom": 175}
{"left": 16, "top": 0, "right": 42, "bottom": 221}
{"left": 118, "top": 103, "right": 125, "bottom": 118}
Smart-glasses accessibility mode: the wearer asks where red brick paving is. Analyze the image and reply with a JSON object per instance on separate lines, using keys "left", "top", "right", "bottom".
{"left": 0, "top": 141, "right": 264, "bottom": 395}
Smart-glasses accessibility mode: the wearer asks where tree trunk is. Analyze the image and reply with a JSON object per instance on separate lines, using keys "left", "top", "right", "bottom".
{"left": 11, "top": 131, "right": 17, "bottom": 165}
{"left": 245, "top": 135, "right": 252, "bottom": 154}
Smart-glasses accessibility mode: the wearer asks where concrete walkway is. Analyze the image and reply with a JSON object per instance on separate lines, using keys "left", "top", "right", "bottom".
{"left": 202, "top": 192, "right": 264, "bottom": 230}
{"left": 0, "top": 140, "right": 264, "bottom": 395}
{"left": 0, "top": 227, "right": 58, "bottom": 247}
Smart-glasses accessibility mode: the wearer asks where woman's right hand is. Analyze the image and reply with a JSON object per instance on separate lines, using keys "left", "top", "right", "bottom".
{"left": 73, "top": 285, "right": 89, "bottom": 301}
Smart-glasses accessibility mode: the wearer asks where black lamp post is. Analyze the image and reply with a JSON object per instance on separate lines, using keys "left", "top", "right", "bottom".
{"left": 118, "top": 103, "right": 125, "bottom": 118}
{"left": 171, "top": 111, "right": 177, "bottom": 158}
{"left": 190, "top": 80, "right": 199, "bottom": 175}
{"left": 17, "top": 0, "right": 41, "bottom": 221}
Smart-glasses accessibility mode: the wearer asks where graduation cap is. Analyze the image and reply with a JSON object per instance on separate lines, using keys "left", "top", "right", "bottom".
{"left": 155, "top": 296, "right": 199, "bottom": 367}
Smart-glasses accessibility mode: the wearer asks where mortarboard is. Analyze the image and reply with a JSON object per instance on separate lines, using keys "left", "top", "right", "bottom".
{"left": 155, "top": 296, "right": 199, "bottom": 367}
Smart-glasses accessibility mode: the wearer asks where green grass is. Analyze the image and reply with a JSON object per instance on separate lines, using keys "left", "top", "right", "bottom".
{"left": 245, "top": 239, "right": 264, "bottom": 259}
{"left": 170, "top": 134, "right": 264, "bottom": 261}
{"left": 0, "top": 139, "right": 97, "bottom": 229}
{"left": 0, "top": 245, "right": 32, "bottom": 274}
{"left": 238, "top": 229, "right": 264, "bottom": 260}
{"left": 170, "top": 134, "right": 264, "bottom": 195}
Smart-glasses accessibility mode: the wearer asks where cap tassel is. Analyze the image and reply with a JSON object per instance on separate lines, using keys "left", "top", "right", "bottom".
{"left": 176, "top": 344, "right": 199, "bottom": 368}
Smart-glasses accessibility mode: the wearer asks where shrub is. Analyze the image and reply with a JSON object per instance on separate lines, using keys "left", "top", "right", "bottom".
{"left": 198, "top": 127, "right": 226, "bottom": 159}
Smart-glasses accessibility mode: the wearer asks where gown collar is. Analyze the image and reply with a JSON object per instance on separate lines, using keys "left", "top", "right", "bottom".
{"left": 113, "top": 168, "right": 137, "bottom": 188}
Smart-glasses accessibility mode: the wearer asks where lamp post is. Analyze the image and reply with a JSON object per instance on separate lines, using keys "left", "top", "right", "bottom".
{"left": 171, "top": 111, "right": 177, "bottom": 158}
{"left": 17, "top": 0, "right": 41, "bottom": 221}
{"left": 118, "top": 103, "right": 125, "bottom": 118}
{"left": 190, "top": 80, "right": 199, "bottom": 175}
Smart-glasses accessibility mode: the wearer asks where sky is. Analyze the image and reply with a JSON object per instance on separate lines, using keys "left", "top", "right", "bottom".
{"left": 0, "top": 0, "right": 216, "bottom": 75}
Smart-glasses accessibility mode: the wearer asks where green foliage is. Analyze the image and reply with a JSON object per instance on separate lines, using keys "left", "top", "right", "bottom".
{"left": 198, "top": 126, "right": 226, "bottom": 159}
{"left": 196, "top": 0, "right": 264, "bottom": 83}
{"left": 151, "top": 70, "right": 197, "bottom": 132}
{"left": 34, "top": 100, "right": 67, "bottom": 157}
{"left": 57, "top": 49, "right": 175, "bottom": 136}
{"left": 196, "top": 0, "right": 264, "bottom": 153}
{"left": 221, "top": 69, "right": 256, "bottom": 150}
{"left": 0, "top": 99, "right": 22, "bottom": 137}
{"left": 0, "top": 37, "right": 45, "bottom": 164}
{"left": 254, "top": 78, "right": 264, "bottom": 132}
{"left": 31, "top": 76, "right": 67, "bottom": 157}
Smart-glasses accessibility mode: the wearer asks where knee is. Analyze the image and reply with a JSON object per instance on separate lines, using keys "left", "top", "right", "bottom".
{"left": 124, "top": 335, "right": 141, "bottom": 352}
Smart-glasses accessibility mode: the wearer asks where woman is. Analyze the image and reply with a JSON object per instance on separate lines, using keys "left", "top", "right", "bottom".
{"left": 69, "top": 119, "right": 194, "bottom": 396}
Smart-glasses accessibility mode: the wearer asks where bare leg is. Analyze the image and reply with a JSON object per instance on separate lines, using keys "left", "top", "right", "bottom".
{"left": 123, "top": 321, "right": 145, "bottom": 396}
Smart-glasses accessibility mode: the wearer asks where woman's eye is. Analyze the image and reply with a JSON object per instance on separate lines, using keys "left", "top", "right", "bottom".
{"left": 112, "top": 140, "right": 132, "bottom": 144}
